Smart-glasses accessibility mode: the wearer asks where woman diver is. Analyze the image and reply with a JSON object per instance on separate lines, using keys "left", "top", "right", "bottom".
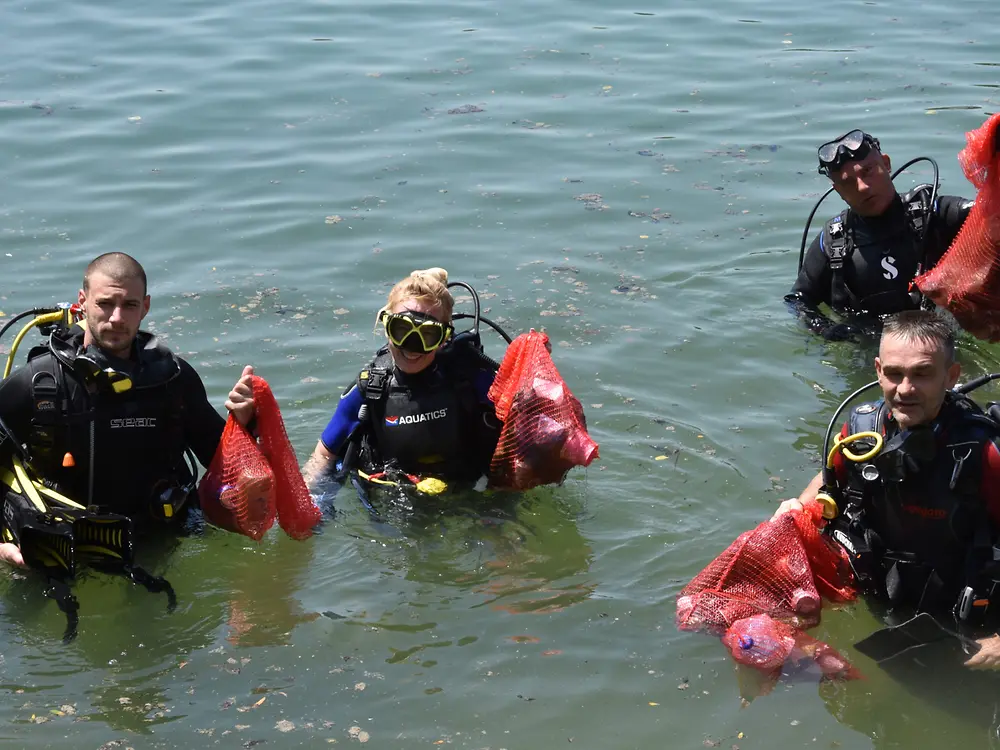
{"left": 302, "top": 268, "right": 506, "bottom": 495}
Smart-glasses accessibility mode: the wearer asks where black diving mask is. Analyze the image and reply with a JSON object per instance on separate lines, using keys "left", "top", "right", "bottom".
{"left": 818, "top": 129, "right": 881, "bottom": 176}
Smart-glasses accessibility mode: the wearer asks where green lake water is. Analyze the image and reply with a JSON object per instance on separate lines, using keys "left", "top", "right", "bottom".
{"left": 2, "top": 0, "right": 1000, "bottom": 747}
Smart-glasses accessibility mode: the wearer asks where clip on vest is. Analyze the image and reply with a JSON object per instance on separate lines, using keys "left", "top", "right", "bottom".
{"left": 364, "top": 368, "right": 388, "bottom": 403}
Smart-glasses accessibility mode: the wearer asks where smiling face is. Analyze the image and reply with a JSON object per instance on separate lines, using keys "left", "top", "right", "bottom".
{"left": 78, "top": 271, "right": 150, "bottom": 358}
{"left": 830, "top": 149, "right": 897, "bottom": 217}
{"left": 875, "top": 332, "right": 961, "bottom": 430}
{"left": 386, "top": 297, "right": 447, "bottom": 375}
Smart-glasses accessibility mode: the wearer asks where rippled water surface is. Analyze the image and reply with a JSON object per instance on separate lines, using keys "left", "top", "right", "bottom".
{"left": 2, "top": 0, "right": 1000, "bottom": 747}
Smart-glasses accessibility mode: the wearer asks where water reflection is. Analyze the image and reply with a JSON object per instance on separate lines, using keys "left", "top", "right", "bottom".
{"left": 0, "top": 522, "right": 319, "bottom": 732}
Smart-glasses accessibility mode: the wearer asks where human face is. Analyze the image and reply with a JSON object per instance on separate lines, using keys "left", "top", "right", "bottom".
{"left": 387, "top": 297, "right": 446, "bottom": 375}
{"left": 830, "top": 150, "right": 896, "bottom": 217}
{"left": 78, "top": 271, "right": 150, "bottom": 358}
{"left": 874, "top": 333, "right": 960, "bottom": 430}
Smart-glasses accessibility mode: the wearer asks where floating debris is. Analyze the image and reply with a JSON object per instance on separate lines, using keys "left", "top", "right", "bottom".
{"left": 447, "top": 104, "right": 484, "bottom": 115}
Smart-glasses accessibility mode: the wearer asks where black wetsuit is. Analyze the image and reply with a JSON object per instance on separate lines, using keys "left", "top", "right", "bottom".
{"left": 0, "top": 326, "right": 224, "bottom": 521}
{"left": 786, "top": 191, "right": 972, "bottom": 340}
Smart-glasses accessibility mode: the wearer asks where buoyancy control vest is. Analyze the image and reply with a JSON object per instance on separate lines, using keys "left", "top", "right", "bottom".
{"left": 829, "top": 394, "right": 1000, "bottom": 616}
{"left": 18, "top": 326, "right": 194, "bottom": 518}
{"left": 355, "top": 345, "right": 500, "bottom": 482}
{"left": 821, "top": 185, "right": 934, "bottom": 315}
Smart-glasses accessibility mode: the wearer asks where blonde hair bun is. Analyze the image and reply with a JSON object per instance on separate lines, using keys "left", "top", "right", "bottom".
{"left": 411, "top": 267, "right": 449, "bottom": 285}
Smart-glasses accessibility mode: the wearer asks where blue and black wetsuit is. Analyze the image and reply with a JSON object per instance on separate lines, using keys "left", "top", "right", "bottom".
{"left": 320, "top": 346, "right": 499, "bottom": 483}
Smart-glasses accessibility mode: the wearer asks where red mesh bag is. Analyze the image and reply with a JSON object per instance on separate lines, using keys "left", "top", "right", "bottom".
{"left": 487, "top": 330, "right": 599, "bottom": 490}
{"left": 199, "top": 418, "right": 276, "bottom": 541}
{"left": 199, "top": 375, "right": 320, "bottom": 541}
{"left": 723, "top": 614, "right": 860, "bottom": 680}
{"left": 676, "top": 500, "right": 855, "bottom": 635}
{"left": 915, "top": 112, "right": 1000, "bottom": 340}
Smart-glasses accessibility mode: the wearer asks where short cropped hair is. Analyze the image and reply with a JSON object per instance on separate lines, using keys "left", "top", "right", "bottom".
{"left": 881, "top": 310, "right": 956, "bottom": 365}
{"left": 83, "top": 253, "right": 147, "bottom": 296}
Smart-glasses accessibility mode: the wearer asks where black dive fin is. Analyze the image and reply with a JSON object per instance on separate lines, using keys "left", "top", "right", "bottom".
{"left": 42, "top": 576, "right": 80, "bottom": 643}
{"left": 124, "top": 565, "right": 177, "bottom": 612}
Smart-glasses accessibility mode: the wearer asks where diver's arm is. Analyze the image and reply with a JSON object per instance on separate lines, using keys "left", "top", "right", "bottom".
{"left": 302, "top": 441, "right": 337, "bottom": 487}
{"left": 784, "top": 293, "right": 860, "bottom": 342}
{"left": 786, "top": 235, "right": 859, "bottom": 340}
{"left": 0, "top": 374, "right": 31, "bottom": 566}
{"left": 925, "top": 194, "right": 975, "bottom": 268}
{"left": 966, "top": 635, "right": 1000, "bottom": 670}
{"left": 177, "top": 358, "right": 227, "bottom": 467}
{"left": 772, "top": 471, "right": 823, "bottom": 519}
{"left": 0, "top": 543, "right": 24, "bottom": 567}
{"left": 224, "top": 365, "right": 256, "bottom": 428}
{"left": 303, "top": 385, "right": 363, "bottom": 485}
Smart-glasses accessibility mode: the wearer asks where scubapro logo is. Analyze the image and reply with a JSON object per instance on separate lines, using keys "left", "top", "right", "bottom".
{"left": 881, "top": 255, "right": 899, "bottom": 280}
{"left": 110, "top": 417, "right": 157, "bottom": 429}
{"left": 385, "top": 409, "right": 448, "bottom": 426}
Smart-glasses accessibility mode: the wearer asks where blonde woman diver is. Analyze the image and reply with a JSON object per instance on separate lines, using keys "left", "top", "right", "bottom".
{"left": 303, "top": 269, "right": 502, "bottom": 490}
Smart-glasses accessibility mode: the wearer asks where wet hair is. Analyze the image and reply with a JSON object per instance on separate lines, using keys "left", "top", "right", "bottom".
{"left": 83, "top": 252, "right": 148, "bottom": 296}
{"left": 379, "top": 267, "right": 454, "bottom": 323}
{"left": 881, "top": 310, "right": 956, "bottom": 365}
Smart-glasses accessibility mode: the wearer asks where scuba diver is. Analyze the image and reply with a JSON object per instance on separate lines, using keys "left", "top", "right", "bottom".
{"left": 302, "top": 268, "right": 510, "bottom": 500}
{"left": 0, "top": 254, "right": 255, "bottom": 621}
{"left": 786, "top": 129, "right": 974, "bottom": 341}
{"left": 774, "top": 311, "right": 1000, "bottom": 669}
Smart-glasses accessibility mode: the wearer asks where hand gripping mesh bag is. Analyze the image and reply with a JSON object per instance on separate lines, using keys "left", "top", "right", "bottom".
{"left": 676, "top": 501, "right": 859, "bottom": 680}
{"left": 199, "top": 375, "right": 321, "bottom": 540}
{"left": 676, "top": 500, "right": 855, "bottom": 634}
{"left": 916, "top": 112, "right": 1000, "bottom": 340}
{"left": 487, "top": 330, "right": 598, "bottom": 490}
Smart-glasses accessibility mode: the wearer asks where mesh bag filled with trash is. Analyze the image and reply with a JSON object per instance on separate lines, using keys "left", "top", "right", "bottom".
{"left": 916, "top": 112, "right": 1000, "bottom": 341}
{"left": 722, "top": 614, "right": 860, "bottom": 681}
{"left": 199, "top": 375, "right": 321, "bottom": 540}
{"left": 676, "top": 500, "right": 855, "bottom": 634}
{"left": 487, "top": 330, "right": 599, "bottom": 490}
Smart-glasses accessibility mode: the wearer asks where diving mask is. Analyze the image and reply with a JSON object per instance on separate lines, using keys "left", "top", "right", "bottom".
{"left": 380, "top": 310, "right": 453, "bottom": 353}
{"left": 818, "top": 129, "right": 881, "bottom": 176}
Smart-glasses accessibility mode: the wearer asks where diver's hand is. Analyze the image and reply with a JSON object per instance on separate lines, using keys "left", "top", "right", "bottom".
{"left": 772, "top": 498, "right": 805, "bottom": 519}
{"left": 0, "top": 542, "right": 25, "bottom": 568}
{"left": 966, "top": 634, "right": 1000, "bottom": 670}
{"left": 822, "top": 322, "right": 860, "bottom": 342}
{"left": 225, "top": 365, "right": 255, "bottom": 427}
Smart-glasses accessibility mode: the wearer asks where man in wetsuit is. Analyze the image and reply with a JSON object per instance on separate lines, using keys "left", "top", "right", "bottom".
{"left": 775, "top": 311, "right": 1000, "bottom": 668}
{"left": 0, "top": 252, "right": 255, "bottom": 566}
{"left": 785, "top": 129, "right": 973, "bottom": 341}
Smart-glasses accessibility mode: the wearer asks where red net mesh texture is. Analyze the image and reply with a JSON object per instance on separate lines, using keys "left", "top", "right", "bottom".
{"left": 915, "top": 112, "right": 1000, "bottom": 340}
{"left": 722, "top": 614, "right": 861, "bottom": 680}
{"left": 487, "top": 330, "right": 599, "bottom": 490}
{"left": 252, "top": 375, "right": 321, "bottom": 540}
{"left": 676, "top": 500, "right": 855, "bottom": 634}
{"left": 199, "top": 417, "right": 276, "bottom": 541}
{"left": 198, "top": 375, "right": 320, "bottom": 541}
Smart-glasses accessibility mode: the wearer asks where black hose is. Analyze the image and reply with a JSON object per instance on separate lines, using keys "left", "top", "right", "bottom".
{"left": 798, "top": 186, "right": 837, "bottom": 272}
{"left": 797, "top": 155, "right": 940, "bottom": 273}
{"left": 956, "top": 372, "right": 1000, "bottom": 394}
